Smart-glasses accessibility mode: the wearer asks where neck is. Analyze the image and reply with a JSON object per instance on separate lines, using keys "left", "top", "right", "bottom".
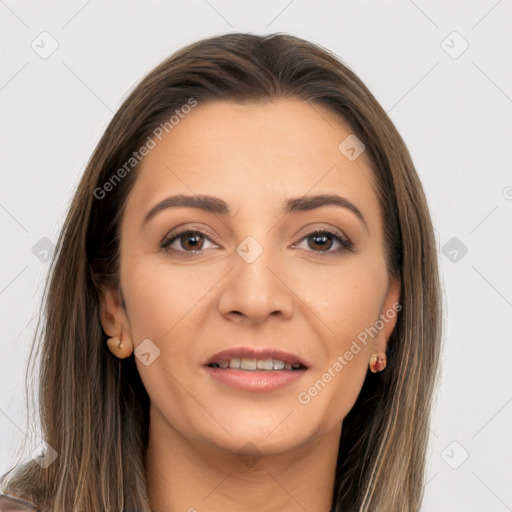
{"left": 145, "top": 406, "right": 341, "bottom": 512}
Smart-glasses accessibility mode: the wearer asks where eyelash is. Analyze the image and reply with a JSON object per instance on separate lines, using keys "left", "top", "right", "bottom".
{"left": 160, "top": 227, "right": 354, "bottom": 256}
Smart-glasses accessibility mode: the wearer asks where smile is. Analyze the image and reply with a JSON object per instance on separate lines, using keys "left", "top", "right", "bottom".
{"left": 207, "top": 357, "right": 307, "bottom": 371}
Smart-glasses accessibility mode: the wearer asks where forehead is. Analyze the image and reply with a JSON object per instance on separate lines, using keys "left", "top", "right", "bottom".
{"left": 126, "top": 98, "right": 378, "bottom": 221}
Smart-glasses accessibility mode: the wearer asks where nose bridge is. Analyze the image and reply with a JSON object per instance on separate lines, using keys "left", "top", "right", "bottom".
{"left": 217, "top": 233, "right": 293, "bottom": 323}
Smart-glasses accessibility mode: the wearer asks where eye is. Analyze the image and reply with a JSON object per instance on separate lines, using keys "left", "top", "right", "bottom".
{"left": 293, "top": 228, "right": 354, "bottom": 254}
{"left": 160, "top": 227, "right": 354, "bottom": 256}
{"left": 160, "top": 229, "right": 218, "bottom": 253}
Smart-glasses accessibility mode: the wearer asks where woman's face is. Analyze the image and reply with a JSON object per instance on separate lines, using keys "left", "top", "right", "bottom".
{"left": 103, "top": 98, "right": 400, "bottom": 455}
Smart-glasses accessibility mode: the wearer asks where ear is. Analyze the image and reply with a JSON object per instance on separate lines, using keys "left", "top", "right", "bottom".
{"left": 373, "top": 273, "right": 401, "bottom": 356}
{"left": 99, "top": 285, "right": 134, "bottom": 359}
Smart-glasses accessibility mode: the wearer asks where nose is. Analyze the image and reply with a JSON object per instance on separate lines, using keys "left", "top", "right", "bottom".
{"left": 217, "top": 240, "right": 294, "bottom": 325}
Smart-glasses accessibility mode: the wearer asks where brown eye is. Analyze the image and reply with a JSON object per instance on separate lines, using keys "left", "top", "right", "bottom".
{"left": 308, "top": 232, "right": 334, "bottom": 251}
{"left": 177, "top": 232, "right": 204, "bottom": 251}
{"left": 160, "top": 229, "right": 217, "bottom": 253}
{"left": 295, "top": 229, "right": 354, "bottom": 254}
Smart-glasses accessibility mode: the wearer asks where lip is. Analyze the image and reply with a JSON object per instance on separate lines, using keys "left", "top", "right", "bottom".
{"left": 203, "top": 346, "right": 310, "bottom": 368}
{"left": 203, "top": 366, "right": 307, "bottom": 392}
{"left": 202, "top": 345, "right": 309, "bottom": 393}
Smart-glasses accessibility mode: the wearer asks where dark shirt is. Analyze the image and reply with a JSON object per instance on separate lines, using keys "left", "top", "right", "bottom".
{"left": 0, "top": 493, "right": 40, "bottom": 512}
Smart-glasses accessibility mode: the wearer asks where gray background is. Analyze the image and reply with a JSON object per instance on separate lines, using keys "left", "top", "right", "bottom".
{"left": 1, "top": 1, "right": 511, "bottom": 510}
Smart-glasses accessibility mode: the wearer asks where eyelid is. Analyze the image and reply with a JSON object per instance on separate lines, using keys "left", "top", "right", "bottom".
{"left": 294, "top": 221, "right": 352, "bottom": 241}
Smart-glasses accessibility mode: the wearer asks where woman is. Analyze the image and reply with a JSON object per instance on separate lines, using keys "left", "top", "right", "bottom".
{"left": 0, "top": 32, "right": 442, "bottom": 511}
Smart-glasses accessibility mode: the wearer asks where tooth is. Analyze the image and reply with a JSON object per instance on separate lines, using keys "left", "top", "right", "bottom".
{"left": 215, "top": 357, "right": 299, "bottom": 371}
{"left": 240, "top": 358, "right": 257, "bottom": 370}
{"left": 257, "top": 358, "right": 274, "bottom": 370}
{"left": 273, "top": 359, "right": 285, "bottom": 370}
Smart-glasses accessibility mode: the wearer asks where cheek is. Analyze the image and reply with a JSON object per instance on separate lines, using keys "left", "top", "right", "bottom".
{"left": 293, "top": 257, "right": 386, "bottom": 426}
{"left": 120, "top": 250, "right": 211, "bottom": 344}
{"left": 119, "top": 256, "right": 212, "bottom": 434}
{"left": 301, "top": 253, "right": 388, "bottom": 344}
{"left": 119, "top": 251, "right": 220, "bottom": 397}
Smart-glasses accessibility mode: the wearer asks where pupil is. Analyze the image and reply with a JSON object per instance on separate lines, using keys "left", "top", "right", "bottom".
{"left": 184, "top": 233, "right": 202, "bottom": 250}
{"left": 310, "top": 234, "right": 332, "bottom": 251}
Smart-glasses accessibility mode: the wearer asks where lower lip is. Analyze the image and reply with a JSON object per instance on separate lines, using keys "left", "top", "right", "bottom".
{"left": 203, "top": 366, "right": 306, "bottom": 392}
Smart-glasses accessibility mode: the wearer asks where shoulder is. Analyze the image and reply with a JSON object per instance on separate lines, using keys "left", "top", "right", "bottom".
{"left": 0, "top": 492, "right": 40, "bottom": 511}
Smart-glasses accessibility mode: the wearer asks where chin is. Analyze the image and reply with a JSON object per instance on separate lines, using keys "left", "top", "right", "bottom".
{"left": 201, "top": 420, "right": 315, "bottom": 456}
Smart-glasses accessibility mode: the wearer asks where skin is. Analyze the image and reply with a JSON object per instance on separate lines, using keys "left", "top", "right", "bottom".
{"left": 100, "top": 98, "right": 400, "bottom": 512}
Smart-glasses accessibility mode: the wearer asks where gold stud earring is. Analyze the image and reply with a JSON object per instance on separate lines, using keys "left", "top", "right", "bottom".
{"left": 107, "top": 336, "right": 122, "bottom": 353}
{"left": 107, "top": 335, "right": 133, "bottom": 359}
{"left": 369, "top": 353, "right": 386, "bottom": 373}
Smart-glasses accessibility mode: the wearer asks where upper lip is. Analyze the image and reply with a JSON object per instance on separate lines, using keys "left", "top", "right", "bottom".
{"left": 204, "top": 346, "right": 310, "bottom": 368}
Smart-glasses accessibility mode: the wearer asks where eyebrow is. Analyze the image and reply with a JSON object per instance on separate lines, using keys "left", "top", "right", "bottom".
{"left": 142, "top": 193, "right": 368, "bottom": 231}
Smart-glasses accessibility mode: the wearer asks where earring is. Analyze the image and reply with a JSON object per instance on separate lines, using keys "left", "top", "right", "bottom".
{"left": 107, "top": 336, "right": 123, "bottom": 353}
{"left": 107, "top": 335, "right": 133, "bottom": 359}
{"left": 369, "top": 353, "right": 386, "bottom": 373}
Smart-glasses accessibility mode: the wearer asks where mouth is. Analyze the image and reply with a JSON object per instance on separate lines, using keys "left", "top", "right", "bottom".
{"left": 203, "top": 346, "right": 309, "bottom": 372}
{"left": 202, "top": 346, "right": 309, "bottom": 392}
{"left": 206, "top": 358, "right": 307, "bottom": 371}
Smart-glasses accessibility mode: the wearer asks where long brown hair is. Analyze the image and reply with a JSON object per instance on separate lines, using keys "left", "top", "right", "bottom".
{"left": 1, "top": 32, "right": 442, "bottom": 511}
